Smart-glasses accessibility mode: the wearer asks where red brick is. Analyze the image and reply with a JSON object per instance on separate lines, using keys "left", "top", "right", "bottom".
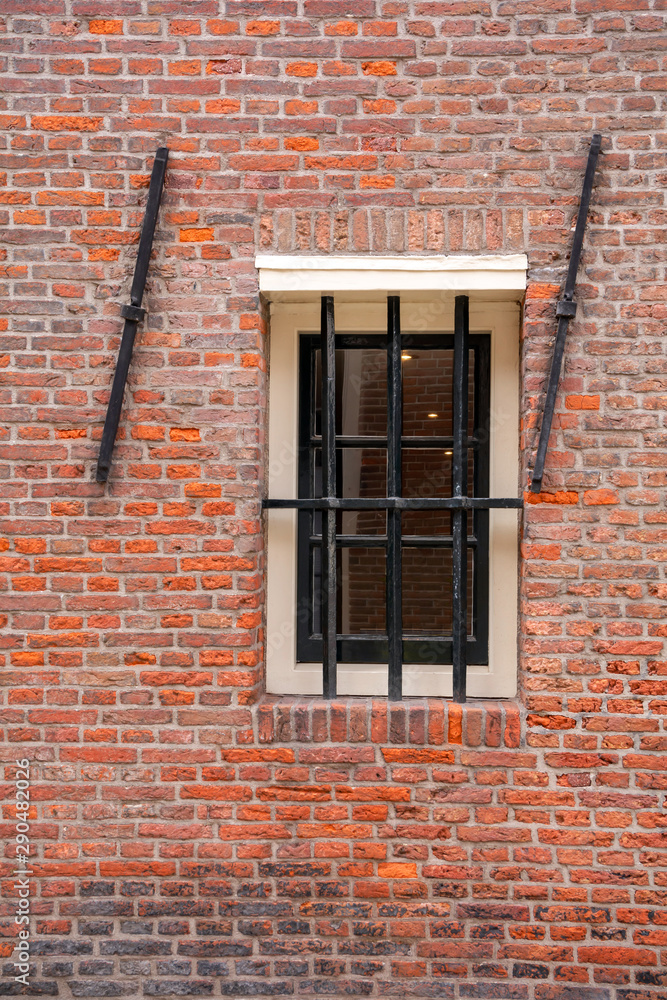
{"left": 3, "top": 8, "right": 665, "bottom": 994}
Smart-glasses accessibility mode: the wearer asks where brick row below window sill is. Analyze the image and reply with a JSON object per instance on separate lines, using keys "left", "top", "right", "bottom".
{"left": 256, "top": 697, "right": 521, "bottom": 748}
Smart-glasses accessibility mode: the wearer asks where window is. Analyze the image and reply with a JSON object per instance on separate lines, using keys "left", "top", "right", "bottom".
{"left": 260, "top": 256, "right": 525, "bottom": 700}
{"left": 295, "top": 321, "right": 490, "bottom": 668}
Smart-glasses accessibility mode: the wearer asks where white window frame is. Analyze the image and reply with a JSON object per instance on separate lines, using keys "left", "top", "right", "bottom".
{"left": 259, "top": 255, "right": 527, "bottom": 699}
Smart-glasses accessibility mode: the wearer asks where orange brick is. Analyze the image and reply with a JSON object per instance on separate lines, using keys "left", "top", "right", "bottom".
{"left": 246, "top": 20, "right": 280, "bottom": 34}
{"left": 179, "top": 228, "right": 214, "bottom": 242}
{"left": 362, "top": 61, "right": 397, "bottom": 75}
{"left": 524, "top": 491, "right": 579, "bottom": 505}
{"left": 286, "top": 62, "right": 318, "bottom": 77}
{"left": 169, "top": 428, "right": 201, "bottom": 441}
{"left": 360, "top": 175, "right": 396, "bottom": 188}
{"left": 565, "top": 395, "right": 600, "bottom": 410}
{"left": 527, "top": 282, "right": 560, "bottom": 299}
{"left": 378, "top": 863, "right": 418, "bottom": 878}
{"left": 31, "top": 116, "right": 103, "bottom": 131}
{"left": 14, "top": 209, "right": 46, "bottom": 225}
{"left": 583, "top": 489, "right": 620, "bottom": 505}
{"left": 89, "top": 20, "right": 123, "bottom": 33}
{"left": 284, "top": 137, "right": 319, "bottom": 151}
{"left": 325, "top": 21, "right": 358, "bottom": 35}
{"left": 131, "top": 425, "right": 166, "bottom": 441}
{"left": 207, "top": 19, "right": 239, "bottom": 34}
{"left": 363, "top": 99, "right": 397, "bottom": 114}
{"left": 168, "top": 60, "right": 201, "bottom": 75}
{"left": 184, "top": 483, "right": 221, "bottom": 497}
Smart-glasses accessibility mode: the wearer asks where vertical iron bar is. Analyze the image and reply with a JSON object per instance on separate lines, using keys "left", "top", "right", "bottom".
{"left": 96, "top": 146, "right": 169, "bottom": 483}
{"left": 452, "top": 295, "right": 469, "bottom": 703}
{"left": 531, "top": 133, "right": 602, "bottom": 493}
{"left": 386, "top": 296, "right": 403, "bottom": 700}
{"left": 320, "top": 296, "right": 337, "bottom": 698}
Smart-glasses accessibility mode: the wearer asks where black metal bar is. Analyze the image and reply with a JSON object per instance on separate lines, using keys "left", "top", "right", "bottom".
{"left": 265, "top": 496, "right": 523, "bottom": 510}
{"left": 309, "top": 435, "right": 483, "bottom": 448}
{"left": 386, "top": 296, "right": 403, "bottom": 700}
{"left": 530, "top": 133, "right": 602, "bottom": 494}
{"left": 280, "top": 315, "right": 525, "bottom": 681}
{"left": 310, "top": 535, "right": 479, "bottom": 548}
{"left": 96, "top": 146, "right": 169, "bottom": 484}
{"left": 320, "top": 296, "right": 337, "bottom": 698}
{"left": 452, "top": 295, "right": 469, "bottom": 704}
{"left": 473, "top": 324, "right": 491, "bottom": 669}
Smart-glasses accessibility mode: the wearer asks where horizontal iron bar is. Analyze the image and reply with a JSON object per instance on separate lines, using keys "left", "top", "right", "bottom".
{"left": 306, "top": 333, "right": 485, "bottom": 348}
{"left": 311, "top": 633, "right": 473, "bottom": 643}
{"left": 309, "top": 435, "right": 482, "bottom": 448}
{"left": 265, "top": 496, "right": 522, "bottom": 510}
{"left": 309, "top": 534, "right": 478, "bottom": 548}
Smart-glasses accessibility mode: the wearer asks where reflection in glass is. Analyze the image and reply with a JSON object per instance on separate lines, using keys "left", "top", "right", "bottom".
{"left": 402, "top": 547, "right": 474, "bottom": 636}
{"left": 401, "top": 449, "right": 474, "bottom": 536}
{"left": 401, "top": 348, "right": 475, "bottom": 438}
{"left": 313, "top": 546, "right": 386, "bottom": 636}
{"left": 315, "top": 349, "right": 387, "bottom": 437}
{"left": 402, "top": 448, "right": 451, "bottom": 537}
{"left": 313, "top": 448, "right": 387, "bottom": 535}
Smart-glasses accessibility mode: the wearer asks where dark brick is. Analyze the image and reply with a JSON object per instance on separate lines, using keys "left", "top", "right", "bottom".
{"left": 143, "top": 984, "right": 214, "bottom": 997}
{"left": 69, "top": 984, "right": 126, "bottom": 997}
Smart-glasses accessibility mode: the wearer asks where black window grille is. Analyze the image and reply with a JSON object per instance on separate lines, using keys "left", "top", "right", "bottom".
{"left": 296, "top": 330, "right": 490, "bottom": 668}
{"left": 264, "top": 295, "right": 522, "bottom": 702}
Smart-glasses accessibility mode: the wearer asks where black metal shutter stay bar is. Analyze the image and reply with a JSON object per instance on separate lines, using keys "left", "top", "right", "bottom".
{"left": 96, "top": 146, "right": 169, "bottom": 483}
{"left": 530, "top": 133, "right": 602, "bottom": 494}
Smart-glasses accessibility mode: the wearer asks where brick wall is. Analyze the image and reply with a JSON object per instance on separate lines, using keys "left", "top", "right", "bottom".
{"left": 1, "top": 2, "right": 667, "bottom": 998}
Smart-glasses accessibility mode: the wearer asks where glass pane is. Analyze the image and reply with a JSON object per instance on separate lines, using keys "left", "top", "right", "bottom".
{"left": 402, "top": 448, "right": 452, "bottom": 536}
{"left": 402, "top": 547, "right": 474, "bottom": 636}
{"left": 341, "top": 447, "right": 387, "bottom": 497}
{"left": 340, "top": 509, "right": 386, "bottom": 536}
{"left": 401, "top": 449, "right": 476, "bottom": 536}
{"left": 402, "top": 348, "right": 453, "bottom": 437}
{"left": 313, "top": 448, "right": 387, "bottom": 535}
{"left": 468, "top": 350, "right": 476, "bottom": 439}
{"left": 401, "top": 348, "right": 475, "bottom": 439}
{"left": 340, "top": 547, "right": 386, "bottom": 635}
{"left": 312, "top": 546, "right": 386, "bottom": 636}
{"left": 313, "top": 509, "right": 386, "bottom": 537}
{"left": 315, "top": 348, "right": 387, "bottom": 437}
